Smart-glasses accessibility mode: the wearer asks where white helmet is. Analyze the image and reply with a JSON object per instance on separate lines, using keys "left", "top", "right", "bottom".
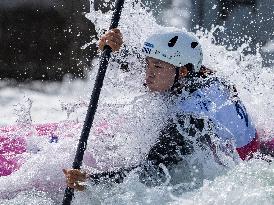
{"left": 142, "top": 31, "right": 203, "bottom": 72}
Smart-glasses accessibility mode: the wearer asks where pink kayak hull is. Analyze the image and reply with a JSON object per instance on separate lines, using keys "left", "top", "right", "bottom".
{"left": 0, "top": 122, "right": 273, "bottom": 176}
{"left": 0, "top": 122, "right": 81, "bottom": 176}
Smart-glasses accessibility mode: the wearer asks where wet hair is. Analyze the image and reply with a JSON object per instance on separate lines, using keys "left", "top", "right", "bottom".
{"left": 184, "top": 63, "right": 196, "bottom": 78}
{"left": 185, "top": 64, "right": 214, "bottom": 79}
{"left": 170, "top": 65, "right": 215, "bottom": 95}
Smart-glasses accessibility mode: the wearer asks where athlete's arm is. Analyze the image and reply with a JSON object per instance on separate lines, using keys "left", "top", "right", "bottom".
{"left": 88, "top": 120, "right": 194, "bottom": 187}
{"left": 63, "top": 166, "right": 139, "bottom": 191}
{"left": 137, "top": 120, "right": 194, "bottom": 187}
{"left": 63, "top": 120, "right": 194, "bottom": 189}
{"left": 63, "top": 116, "right": 214, "bottom": 190}
{"left": 137, "top": 115, "right": 217, "bottom": 186}
{"left": 88, "top": 166, "right": 138, "bottom": 185}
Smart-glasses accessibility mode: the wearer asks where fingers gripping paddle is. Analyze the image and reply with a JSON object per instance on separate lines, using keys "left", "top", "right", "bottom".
{"left": 62, "top": 0, "right": 125, "bottom": 204}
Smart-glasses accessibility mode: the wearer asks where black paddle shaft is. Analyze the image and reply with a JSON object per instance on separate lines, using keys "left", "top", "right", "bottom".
{"left": 62, "top": 0, "right": 125, "bottom": 204}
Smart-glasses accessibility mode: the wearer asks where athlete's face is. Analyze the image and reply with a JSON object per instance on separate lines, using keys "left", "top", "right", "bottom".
{"left": 145, "top": 57, "right": 187, "bottom": 92}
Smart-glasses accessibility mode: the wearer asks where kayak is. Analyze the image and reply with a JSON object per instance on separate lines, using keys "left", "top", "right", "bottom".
{"left": 0, "top": 122, "right": 273, "bottom": 177}
{"left": 0, "top": 121, "right": 82, "bottom": 177}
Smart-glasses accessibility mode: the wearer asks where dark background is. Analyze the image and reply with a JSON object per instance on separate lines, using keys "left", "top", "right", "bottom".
{"left": 0, "top": 0, "right": 273, "bottom": 81}
{"left": 0, "top": 0, "right": 107, "bottom": 81}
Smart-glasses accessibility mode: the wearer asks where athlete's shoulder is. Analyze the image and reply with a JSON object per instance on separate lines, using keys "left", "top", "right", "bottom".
{"left": 177, "top": 77, "right": 233, "bottom": 116}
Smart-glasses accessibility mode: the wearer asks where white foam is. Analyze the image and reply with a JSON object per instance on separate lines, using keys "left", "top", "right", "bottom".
{"left": 0, "top": 0, "right": 273, "bottom": 204}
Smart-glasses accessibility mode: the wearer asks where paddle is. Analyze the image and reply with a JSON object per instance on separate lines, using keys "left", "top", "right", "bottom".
{"left": 62, "top": 0, "right": 125, "bottom": 204}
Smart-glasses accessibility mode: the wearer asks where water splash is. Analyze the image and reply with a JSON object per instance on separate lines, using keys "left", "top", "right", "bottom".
{"left": 0, "top": 0, "right": 273, "bottom": 204}
{"left": 13, "top": 97, "right": 33, "bottom": 127}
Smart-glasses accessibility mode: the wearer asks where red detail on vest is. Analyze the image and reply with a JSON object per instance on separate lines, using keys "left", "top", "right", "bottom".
{"left": 236, "top": 132, "right": 260, "bottom": 160}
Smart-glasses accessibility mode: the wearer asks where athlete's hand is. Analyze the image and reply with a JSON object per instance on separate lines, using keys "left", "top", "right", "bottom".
{"left": 98, "top": 28, "right": 123, "bottom": 52}
{"left": 63, "top": 169, "right": 88, "bottom": 191}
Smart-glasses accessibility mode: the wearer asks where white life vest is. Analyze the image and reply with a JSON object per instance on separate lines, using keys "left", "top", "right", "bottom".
{"left": 177, "top": 80, "right": 256, "bottom": 148}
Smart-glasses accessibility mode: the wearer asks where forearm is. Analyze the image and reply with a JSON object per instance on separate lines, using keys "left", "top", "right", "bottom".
{"left": 88, "top": 166, "right": 138, "bottom": 185}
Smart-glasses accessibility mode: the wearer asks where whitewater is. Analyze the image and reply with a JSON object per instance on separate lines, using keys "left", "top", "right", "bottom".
{"left": 0, "top": 0, "right": 274, "bottom": 204}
